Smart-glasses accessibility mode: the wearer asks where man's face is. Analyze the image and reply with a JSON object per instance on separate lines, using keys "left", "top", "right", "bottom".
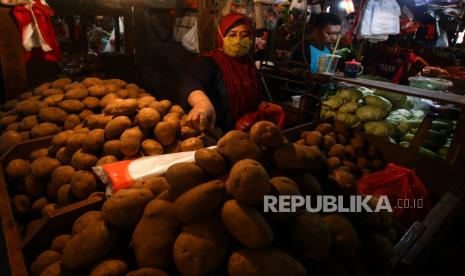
{"left": 318, "top": 25, "right": 342, "bottom": 46}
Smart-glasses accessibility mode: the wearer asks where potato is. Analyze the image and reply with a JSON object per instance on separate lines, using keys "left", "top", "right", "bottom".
{"left": 350, "top": 136, "right": 366, "bottom": 151}
{"left": 120, "top": 127, "right": 144, "bottom": 156}
{"left": 69, "top": 170, "right": 97, "bottom": 199}
{"left": 126, "top": 268, "right": 168, "bottom": 276}
{"left": 41, "top": 203, "right": 57, "bottom": 216}
{"left": 96, "top": 155, "right": 119, "bottom": 166}
{"left": 25, "top": 175, "right": 47, "bottom": 197}
{"left": 30, "top": 156, "right": 61, "bottom": 179}
{"left": 102, "top": 188, "right": 154, "bottom": 227}
{"left": 194, "top": 148, "right": 227, "bottom": 176}
{"left": 323, "top": 214, "right": 359, "bottom": 258}
{"left": 11, "top": 194, "right": 30, "bottom": 217}
{"left": 58, "top": 100, "right": 84, "bottom": 113}
{"left": 328, "top": 169, "right": 357, "bottom": 195}
{"left": 18, "top": 115, "right": 38, "bottom": 131}
{"left": 174, "top": 180, "right": 227, "bottom": 224}
{"left": 132, "top": 200, "right": 181, "bottom": 269}
{"left": 136, "top": 108, "right": 160, "bottom": 128}
{"left": 33, "top": 82, "right": 51, "bottom": 95}
{"left": 0, "top": 131, "right": 22, "bottom": 154}
{"left": 5, "top": 159, "right": 29, "bottom": 178}
{"left": 103, "top": 140, "right": 123, "bottom": 159}
{"left": 327, "top": 143, "right": 345, "bottom": 159}
{"left": 41, "top": 88, "right": 63, "bottom": 98}
{"left": 116, "top": 89, "right": 129, "bottom": 99}
{"left": 162, "top": 113, "right": 180, "bottom": 130}
{"left": 82, "top": 96, "right": 100, "bottom": 110}
{"left": 217, "top": 130, "right": 263, "bottom": 164}
{"left": 337, "top": 133, "right": 349, "bottom": 145}
{"left": 89, "top": 259, "right": 129, "bottom": 276}
{"left": 141, "top": 139, "right": 164, "bottom": 156}
{"left": 43, "top": 94, "right": 64, "bottom": 107}
{"left": 48, "top": 165, "right": 75, "bottom": 199}
{"left": 361, "top": 233, "right": 395, "bottom": 263}
{"left": 38, "top": 107, "right": 67, "bottom": 124}
{"left": 292, "top": 173, "right": 322, "bottom": 196}
{"left": 19, "top": 131, "right": 30, "bottom": 141}
{"left": 55, "top": 147, "right": 72, "bottom": 164}
{"left": 63, "top": 114, "right": 80, "bottom": 130}
{"left": 88, "top": 84, "right": 108, "bottom": 97}
{"left": 104, "top": 98, "right": 138, "bottom": 116}
{"left": 30, "top": 148, "right": 49, "bottom": 160}
{"left": 225, "top": 159, "right": 270, "bottom": 205}
{"left": 222, "top": 199, "right": 273, "bottom": 248}
{"left": 99, "top": 93, "right": 119, "bottom": 108}
{"left": 315, "top": 123, "right": 334, "bottom": 134}
{"left": 62, "top": 220, "right": 117, "bottom": 270}
{"left": 30, "top": 122, "right": 59, "bottom": 138}
{"left": 344, "top": 145, "right": 358, "bottom": 160}
{"left": 0, "top": 114, "right": 19, "bottom": 127}
{"left": 165, "top": 162, "right": 208, "bottom": 196}
{"left": 327, "top": 157, "right": 342, "bottom": 170}
{"left": 179, "top": 126, "right": 198, "bottom": 140}
{"left": 322, "top": 135, "right": 337, "bottom": 150}
{"left": 81, "top": 129, "right": 105, "bottom": 152}
{"left": 149, "top": 101, "right": 168, "bottom": 116}
{"left": 180, "top": 137, "right": 204, "bottom": 152}
{"left": 51, "top": 130, "right": 73, "bottom": 148}
{"left": 50, "top": 234, "right": 71, "bottom": 253}
{"left": 6, "top": 122, "right": 20, "bottom": 131}
{"left": 108, "top": 78, "right": 126, "bottom": 88}
{"left": 372, "top": 159, "right": 385, "bottom": 170}
{"left": 71, "top": 149, "right": 98, "bottom": 171}
{"left": 287, "top": 211, "right": 331, "bottom": 262}
{"left": 57, "top": 184, "right": 74, "bottom": 206}
{"left": 64, "top": 88, "right": 88, "bottom": 100}
{"left": 104, "top": 83, "right": 119, "bottom": 94}
{"left": 228, "top": 249, "right": 306, "bottom": 276}
{"left": 174, "top": 219, "right": 230, "bottom": 275}
{"left": 133, "top": 176, "right": 169, "bottom": 197}
{"left": 86, "top": 114, "right": 113, "bottom": 129}
{"left": 52, "top": 78, "right": 72, "bottom": 88}
{"left": 78, "top": 109, "right": 94, "bottom": 121}
{"left": 83, "top": 77, "right": 104, "bottom": 87}
{"left": 138, "top": 96, "right": 156, "bottom": 109}
{"left": 31, "top": 250, "right": 62, "bottom": 276}
{"left": 72, "top": 211, "right": 102, "bottom": 235}
{"left": 159, "top": 99, "right": 172, "bottom": 111}
{"left": 20, "top": 91, "right": 34, "bottom": 100}
{"left": 64, "top": 82, "right": 86, "bottom": 91}
{"left": 250, "top": 121, "right": 284, "bottom": 149}
{"left": 104, "top": 116, "right": 132, "bottom": 140}
{"left": 31, "top": 197, "right": 48, "bottom": 217}
{"left": 65, "top": 133, "right": 87, "bottom": 153}
{"left": 150, "top": 121, "right": 176, "bottom": 146}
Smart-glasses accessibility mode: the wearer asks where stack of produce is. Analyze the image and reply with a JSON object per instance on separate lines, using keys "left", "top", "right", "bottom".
{"left": 2, "top": 77, "right": 221, "bottom": 238}
{"left": 29, "top": 121, "right": 396, "bottom": 276}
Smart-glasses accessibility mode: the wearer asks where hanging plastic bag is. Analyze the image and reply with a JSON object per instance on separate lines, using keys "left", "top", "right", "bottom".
{"left": 357, "top": 163, "right": 432, "bottom": 225}
{"left": 435, "top": 27, "right": 449, "bottom": 48}
{"left": 370, "top": 0, "right": 401, "bottom": 35}
{"left": 181, "top": 22, "right": 199, "bottom": 54}
{"left": 235, "top": 102, "right": 285, "bottom": 132}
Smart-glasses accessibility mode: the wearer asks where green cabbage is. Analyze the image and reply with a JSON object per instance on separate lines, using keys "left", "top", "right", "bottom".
{"left": 373, "top": 89, "right": 407, "bottom": 109}
{"left": 390, "top": 109, "right": 412, "bottom": 119}
{"left": 355, "top": 105, "right": 389, "bottom": 121}
{"left": 364, "top": 121, "right": 394, "bottom": 137}
{"left": 336, "top": 87, "right": 365, "bottom": 102}
{"left": 363, "top": 95, "right": 392, "bottom": 112}
{"left": 335, "top": 112, "right": 361, "bottom": 127}
{"left": 385, "top": 114, "right": 410, "bottom": 135}
{"left": 338, "top": 101, "right": 360, "bottom": 113}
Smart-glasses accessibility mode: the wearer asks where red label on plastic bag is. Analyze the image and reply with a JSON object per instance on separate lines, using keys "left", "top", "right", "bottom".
{"left": 102, "top": 160, "right": 134, "bottom": 192}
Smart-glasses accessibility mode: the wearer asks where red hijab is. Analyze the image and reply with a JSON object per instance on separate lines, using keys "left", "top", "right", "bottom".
{"left": 204, "top": 13, "right": 260, "bottom": 122}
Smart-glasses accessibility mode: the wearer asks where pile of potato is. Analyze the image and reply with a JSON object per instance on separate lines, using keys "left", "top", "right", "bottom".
{"left": 29, "top": 121, "right": 396, "bottom": 276}
{"left": 2, "top": 77, "right": 221, "bottom": 238}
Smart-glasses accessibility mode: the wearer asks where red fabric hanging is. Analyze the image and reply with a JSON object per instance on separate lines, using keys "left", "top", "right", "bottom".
{"left": 13, "top": 0, "right": 61, "bottom": 63}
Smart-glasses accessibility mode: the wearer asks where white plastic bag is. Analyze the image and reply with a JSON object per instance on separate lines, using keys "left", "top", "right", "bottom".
{"left": 181, "top": 22, "right": 199, "bottom": 54}
{"left": 371, "top": 0, "right": 401, "bottom": 35}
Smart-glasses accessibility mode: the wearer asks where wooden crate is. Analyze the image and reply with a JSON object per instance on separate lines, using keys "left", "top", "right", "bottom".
{"left": 0, "top": 137, "right": 105, "bottom": 274}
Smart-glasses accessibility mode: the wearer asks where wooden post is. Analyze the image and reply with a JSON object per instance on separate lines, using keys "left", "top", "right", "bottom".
{"left": 0, "top": 6, "right": 28, "bottom": 100}
{"left": 254, "top": 2, "right": 264, "bottom": 29}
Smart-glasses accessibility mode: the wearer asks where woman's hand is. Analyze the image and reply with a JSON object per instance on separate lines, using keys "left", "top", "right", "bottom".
{"left": 186, "top": 90, "right": 216, "bottom": 131}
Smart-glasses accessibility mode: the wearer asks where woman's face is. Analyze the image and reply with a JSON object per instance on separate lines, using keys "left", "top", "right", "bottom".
{"left": 225, "top": 24, "right": 251, "bottom": 40}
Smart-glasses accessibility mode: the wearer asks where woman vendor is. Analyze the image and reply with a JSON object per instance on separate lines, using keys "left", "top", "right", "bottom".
{"left": 181, "top": 13, "right": 260, "bottom": 131}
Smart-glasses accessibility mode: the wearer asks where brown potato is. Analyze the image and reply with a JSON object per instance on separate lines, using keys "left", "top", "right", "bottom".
{"left": 180, "top": 137, "right": 204, "bottom": 152}
{"left": 0, "top": 131, "right": 22, "bottom": 154}
{"left": 222, "top": 200, "right": 273, "bottom": 248}
{"left": 116, "top": 89, "right": 129, "bottom": 99}
{"left": 62, "top": 221, "right": 117, "bottom": 270}
{"left": 89, "top": 259, "right": 129, "bottom": 276}
{"left": 96, "top": 155, "right": 119, "bottom": 166}
{"left": 51, "top": 78, "right": 72, "bottom": 88}
{"left": 138, "top": 96, "right": 156, "bottom": 109}
{"left": 322, "top": 135, "right": 337, "bottom": 150}
{"left": 305, "top": 131, "right": 323, "bottom": 146}
{"left": 66, "top": 133, "right": 87, "bottom": 153}
{"left": 101, "top": 188, "right": 154, "bottom": 227}
{"left": 16, "top": 100, "right": 40, "bottom": 115}
{"left": 141, "top": 139, "right": 164, "bottom": 156}
{"left": 11, "top": 194, "right": 30, "bottom": 217}
{"left": 315, "top": 123, "right": 334, "bottom": 134}
{"left": 55, "top": 147, "right": 73, "bottom": 164}
{"left": 6, "top": 122, "right": 20, "bottom": 131}
{"left": 133, "top": 176, "right": 169, "bottom": 197}
{"left": 327, "top": 157, "right": 342, "bottom": 170}
{"left": 0, "top": 114, "right": 19, "bottom": 127}
{"left": 50, "top": 234, "right": 71, "bottom": 253}
{"left": 48, "top": 165, "right": 75, "bottom": 199}
{"left": 64, "top": 82, "right": 86, "bottom": 91}
{"left": 120, "top": 127, "right": 144, "bottom": 156}
{"left": 58, "top": 100, "right": 85, "bottom": 113}
{"left": 70, "top": 170, "right": 97, "bottom": 199}
{"left": 344, "top": 145, "right": 358, "bottom": 160}
{"left": 104, "top": 98, "right": 138, "bottom": 116}
{"left": 51, "top": 130, "right": 73, "bottom": 148}
{"left": 328, "top": 169, "right": 357, "bottom": 195}
{"left": 70, "top": 149, "right": 98, "bottom": 170}
{"left": 20, "top": 91, "right": 34, "bottom": 100}
{"left": 41, "top": 88, "right": 63, "bottom": 98}
{"left": 104, "top": 116, "right": 132, "bottom": 140}
{"left": 5, "top": 159, "right": 30, "bottom": 178}
{"left": 83, "top": 129, "right": 105, "bottom": 152}
{"left": 33, "top": 82, "right": 51, "bottom": 95}
{"left": 194, "top": 148, "right": 227, "bottom": 176}
{"left": 72, "top": 211, "right": 102, "bottom": 235}
{"left": 82, "top": 96, "right": 100, "bottom": 110}
{"left": 136, "top": 108, "right": 160, "bottom": 128}
{"left": 165, "top": 162, "right": 208, "bottom": 196}
{"left": 324, "top": 215, "right": 359, "bottom": 258}
{"left": 103, "top": 140, "right": 123, "bottom": 159}
{"left": 250, "top": 121, "right": 285, "bottom": 149}
{"left": 64, "top": 88, "right": 88, "bottom": 100}
{"left": 19, "top": 115, "right": 39, "bottom": 131}
{"left": 31, "top": 250, "right": 62, "bottom": 276}
{"left": 63, "top": 114, "right": 81, "bottom": 130}
{"left": 180, "top": 126, "right": 199, "bottom": 140}
{"left": 126, "top": 268, "right": 168, "bottom": 276}
{"left": 217, "top": 130, "right": 263, "bottom": 164}
{"left": 30, "top": 148, "right": 49, "bottom": 160}
{"left": 78, "top": 109, "right": 94, "bottom": 121}
{"left": 86, "top": 114, "right": 113, "bottom": 129}
{"left": 174, "top": 180, "right": 227, "bottom": 224}
{"left": 83, "top": 77, "right": 104, "bottom": 87}
{"left": 57, "top": 184, "right": 74, "bottom": 206}
{"left": 327, "top": 144, "right": 346, "bottom": 159}
{"left": 154, "top": 121, "right": 177, "bottom": 146}
{"left": 31, "top": 156, "right": 61, "bottom": 179}
{"left": 88, "top": 84, "right": 108, "bottom": 97}
{"left": 19, "top": 131, "right": 30, "bottom": 141}
{"left": 104, "top": 83, "right": 119, "bottom": 94}
{"left": 39, "top": 107, "right": 68, "bottom": 124}
{"left": 148, "top": 101, "right": 168, "bottom": 116}
{"left": 173, "top": 219, "right": 230, "bottom": 275}
{"left": 30, "top": 122, "right": 60, "bottom": 138}
{"left": 41, "top": 203, "right": 57, "bottom": 217}
{"left": 43, "top": 94, "right": 64, "bottom": 107}
{"left": 99, "top": 93, "right": 119, "bottom": 108}
{"left": 108, "top": 78, "right": 126, "bottom": 88}
{"left": 226, "top": 159, "right": 270, "bottom": 205}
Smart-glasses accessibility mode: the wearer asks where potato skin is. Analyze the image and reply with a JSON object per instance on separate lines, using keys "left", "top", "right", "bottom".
{"left": 11, "top": 194, "right": 30, "bottom": 217}
{"left": 120, "top": 127, "right": 144, "bottom": 156}
{"left": 31, "top": 156, "right": 61, "bottom": 179}
{"left": 126, "top": 268, "right": 168, "bottom": 276}
{"left": 86, "top": 114, "right": 113, "bottom": 129}
{"left": 104, "top": 98, "right": 138, "bottom": 116}
{"left": 72, "top": 211, "right": 102, "bottom": 235}
{"left": 58, "top": 99, "right": 85, "bottom": 113}
{"left": 103, "top": 140, "right": 123, "bottom": 159}
{"left": 48, "top": 165, "right": 75, "bottom": 199}
{"left": 96, "top": 155, "right": 119, "bottom": 166}
{"left": 217, "top": 130, "right": 263, "bottom": 164}
{"left": 194, "top": 148, "right": 227, "bottom": 176}
{"left": 250, "top": 121, "right": 285, "bottom": 149}
{"left": 82, "top": 96, "right": 100, "bottom": 110}
{"left": 30, "top": 250, "right": 62, "bottom": 276}
{"left": 31, "top": 122, "right": 60, "bottom": 138}
{"left": 154, "top": 121, "right": 177, "bottom": 146}
{"left": 174, "top": 180, "right": 227, "bottom": 224}
{"left": 5, "top": 159, "right": 30, "bottom": 178}
{"left": 88, "top": 84, "right": 109, "bottom": 97}
{"left": 221, "top": 199, "right": 273, "bottom": 249}
{"left": 141, "top": 139, "right": 164, "bottom": 156}
{"left": 19, "top": 115, "right": 39, "bottom": 131}
{"left": 62, "top": 220, "right": 117, "bottom": 270}
{"left": 63, "top": 114, "right": 81, "bottom": 130}
{"left": 70, "top": 170, "right": 97, "bottom": 199}
{"left": 165, "top": 162, "right": 208, "bottom": 196}
{"left": 0, "top": 131, "right": 22, "bottom": 154}
{"left": 180, "top": 137, "right": 204, "bottom": 152}
{"left": 50, "top": 234, "right": 71, "bottom": 253}
{"left": 83, "top": 129, "right": 105, "bottom": 152}
{"left": 136, "top": 107, "right": 160, "bottom": 128}
{"left": 101, "top": 188, "right": 154, "bottom": 227}
{"left": 71, "top": 149, "right": 98, "bottom": 170}
{"left": 132, "top": 176, "right": 169, "bottom": 197}
{"left": 89, "top": 259, "right": 129, "bottom": 276}
{"left": 104, "top": 116, "right": 132, "bottom": 140}
{"left": 64, "top": 88, "right": 88, "bottom": 100}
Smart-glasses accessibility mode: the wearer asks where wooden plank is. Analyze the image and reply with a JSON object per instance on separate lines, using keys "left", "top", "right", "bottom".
{"left": 332, "top": 73, "right": 465, "bottom": 106}
{"left": 0, "top": 6, "right": 28, "bottom": 100}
